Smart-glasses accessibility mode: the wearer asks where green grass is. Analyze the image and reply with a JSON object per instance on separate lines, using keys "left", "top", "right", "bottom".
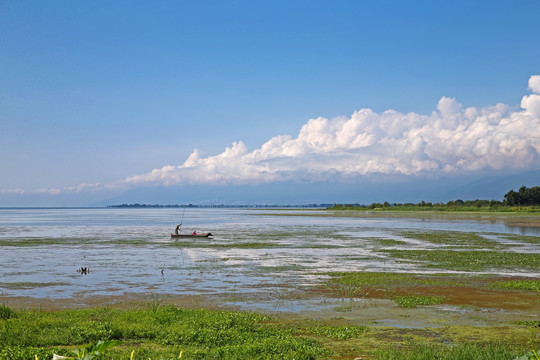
{"left": 0, "top": 305, "right": 324, "bottom": 360}
{"left": 307, "top": 324, "right": 368, "bottom": 340}
{"left": 325, "top": 272, "right": 417, "bottom": 298}
{"left": 382, "top": 249, "right": 540, "bottom": 271}
{"left": 331, "top": 204, "right": 540, "bottom": 213}
{"left": 0, "top": 305, "right": 17, "bottom": 320}
{"left": 326, "top": 272, "right": 480, "bottom": 290}
{"left": 490, "top": 279, "right": 540, "bottom": 292}
{"left": 375, "top": 342, "right": 526, "bottom": 360}
{"left": 392, "top": 295, "right": 445, "bottom": 308}
{"left": 1, "top": 303, "right": 537, "bottom": 359}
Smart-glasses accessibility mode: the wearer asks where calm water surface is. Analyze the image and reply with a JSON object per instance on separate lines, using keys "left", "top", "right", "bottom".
{"left": 0, "top": 208, "right": 539, "bottom": 310}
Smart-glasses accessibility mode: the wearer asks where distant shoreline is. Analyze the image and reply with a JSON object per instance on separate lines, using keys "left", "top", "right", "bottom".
{"left": 107, "top": 203, "right": 333, "bottom": 208}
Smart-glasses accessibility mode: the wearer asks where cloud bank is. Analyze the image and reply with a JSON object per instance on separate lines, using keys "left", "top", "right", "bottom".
{"left": 4, "top": 76, "right": 539, "bottom": 198}
{"left": 124, "top": 75, "right": 540, "bottom": 187}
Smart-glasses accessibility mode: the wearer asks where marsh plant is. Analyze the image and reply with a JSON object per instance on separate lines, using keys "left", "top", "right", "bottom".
{"left": 53, "top": 340, "right": 122, "bottom": 360}
{"left": 308, "top": 324, "right": 368, "bottom": 340}
{"left": 376, "top": 343, "right": 532, "bottom": 360}
{"left": 514, "top": 349, "right": 540, "bottom": 360}
{"left": 0, "top": 305, "right": 324, "bottom": 360}
{"left": 392, "top": 295, "right": 445, "bottom": 308}
{"left": 0, "top": 304, "right": 17, "bottom": 320}
{"left": 491, "top": 279, "right": 540, "bottom": 292}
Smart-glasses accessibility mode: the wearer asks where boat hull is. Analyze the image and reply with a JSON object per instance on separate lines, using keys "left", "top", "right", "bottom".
{"left": 171, "top": 233, "right": 212, "bottom": 238}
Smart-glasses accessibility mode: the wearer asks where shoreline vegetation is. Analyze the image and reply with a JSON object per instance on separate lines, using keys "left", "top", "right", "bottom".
{"left": 1, "top": 301, "right": 538, "bottom": 360}
{"left": 108, "top": 203, "right": 333, "bottom": 208}
{"left": 331, "top": 202, "right": 540, "bottom": 213}
{"left": 334, "top": 185, "right": 540, "bottom": 213}
{"left": 106, "top": 186, "right": 540, "bottom": 213}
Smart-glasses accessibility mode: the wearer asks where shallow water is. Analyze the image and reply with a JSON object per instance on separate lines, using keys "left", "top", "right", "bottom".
{"left": 0, "top": 208, "right": 539, "bottom": 311}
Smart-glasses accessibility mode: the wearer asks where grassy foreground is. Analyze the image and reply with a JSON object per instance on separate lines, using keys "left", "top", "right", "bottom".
{"left": 0, "top": 305, "right": 324, "bottom": 359}
{"left": 1, "top": 302, "right": 538, "bottom": 360}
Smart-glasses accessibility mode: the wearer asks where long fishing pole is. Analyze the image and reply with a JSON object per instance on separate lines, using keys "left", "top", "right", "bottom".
{"left": 179, "top": 208, "right": 186, "bottom": 228}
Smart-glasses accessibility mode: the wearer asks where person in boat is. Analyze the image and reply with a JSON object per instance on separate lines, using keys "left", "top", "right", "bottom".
{"left": 175, "top": 224, "right": 181, "bottom": 234}
{"left": 192, "top": 231, "right": 196, "bottom": 235}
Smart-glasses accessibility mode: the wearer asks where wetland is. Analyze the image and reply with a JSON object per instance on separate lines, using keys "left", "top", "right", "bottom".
{"left": 0, "top": 208, "right": 539, "bottom": 359}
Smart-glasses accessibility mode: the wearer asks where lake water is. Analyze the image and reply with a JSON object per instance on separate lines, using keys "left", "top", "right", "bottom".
{"left": 0, "top": 207, "right": 539, "bottom": 312}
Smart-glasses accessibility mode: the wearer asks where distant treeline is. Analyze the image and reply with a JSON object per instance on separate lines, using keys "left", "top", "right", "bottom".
{"left": 332, "top": 185, "right": 540, "bottom": 211}
{"left": 108, "top": 203, "right": 333, "bottom": 208}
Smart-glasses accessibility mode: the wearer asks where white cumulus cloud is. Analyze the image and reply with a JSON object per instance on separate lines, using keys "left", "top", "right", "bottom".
{"left": 123, "top": 75, "right": 540, "bottom": 187}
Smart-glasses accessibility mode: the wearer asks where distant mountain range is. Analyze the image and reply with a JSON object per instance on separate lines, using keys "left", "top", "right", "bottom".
{"left": 2, "top": 169, "right": 537, "bottom": 207}
{"left": 95, "top": 169, "right": 540, "bottom": 206}
{"left": 441, "top": 169, "right": 540, "bottom": 201}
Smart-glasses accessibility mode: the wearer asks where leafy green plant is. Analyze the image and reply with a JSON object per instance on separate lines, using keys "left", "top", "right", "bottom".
{"left": 0, "top": 304, "right": 17, "bottom": 320}
{"left": 514, "top": 349, "right": 540, "bottom": 360}
{"left": 69, "top": 340, "right": 122, "bottom": 360}
{"left": 309, "top": 325, "right": 367, "bottom": 340}
{"left": 392, "top": 295, "right": 445, "bottom": 308}
{"left": 491, "top": 280, "right": 540, "bottom": 292}
{"left": 383, "top": 249, "right": 540, "bottom": 271}
{"left": 376, "top": 342, "right": 526, "bottom": 359}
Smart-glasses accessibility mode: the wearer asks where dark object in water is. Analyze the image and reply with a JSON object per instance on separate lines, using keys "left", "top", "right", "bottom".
{"left": 171, "top": 232, "right": 212, "bottom": 238}
{"left": 77, "top": 266, "right": 89, "bottom": 275}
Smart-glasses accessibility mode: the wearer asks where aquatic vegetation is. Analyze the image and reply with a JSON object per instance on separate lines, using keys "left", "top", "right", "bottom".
{"left": 209, "top": 242, "right": 282, "bottom": 249}
{"left": 325, "top": 271, "right": 540, "bottom": 312}
{"left": 166, "top": 241, "right": 282, "bottom": 249}
{"left": 392, "top": 295, "right": 445, "bottom": 308}
{"left": 308, "top": 324, "right": 368, "bottom": 340}
{"left": 325, "top": 272, "right": 415, "bottom": 299}
{"left": 298, "top": 243, "right": 342, "bottom": 249}
{"left": 0, "top": 282, "right": 69, "bottom": 289}
{"left": 262, "top": 264, "right": 305, "bottom": 272}
{"left": 399, "top": 230, "right": 506, "bottom": 249}
{"left": 491, "top": 279, "right": 540, "bottom": 292}
{"left": 369, "top": 238, "right": 407, "bottom": 247}
{"left": 326, "top": 272, "right": 463, "bottom": 305}
{"left": 0, "top": 238, "right": 84, "bottom": 247}
{"left": 329, "top": 271, "right": 416, "bottom": 287}
{"left": 270, "top": 286, "right": 299, "bottom": 301}
{"left": 382, "top": 249, "right": 540, "bottom": 271}
{"left": 501, "top": 234, "right": 540, "bottom": 245}
{"left": 108, "top": 239, "right": 154, "bottom": 245}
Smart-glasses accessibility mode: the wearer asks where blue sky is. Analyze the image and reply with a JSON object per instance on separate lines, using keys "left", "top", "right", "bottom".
{"left": 1, "top": 1, "right": 539, "bottom": 205}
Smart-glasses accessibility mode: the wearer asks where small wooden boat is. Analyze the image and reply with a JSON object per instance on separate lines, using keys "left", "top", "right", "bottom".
{"left": 171, "top": 232, "right": 212, "bottom": 238}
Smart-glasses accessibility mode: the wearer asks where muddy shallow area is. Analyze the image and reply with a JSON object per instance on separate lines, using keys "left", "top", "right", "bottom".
{"left": 0, "top": 208, "right": 538, "bottom": 330}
